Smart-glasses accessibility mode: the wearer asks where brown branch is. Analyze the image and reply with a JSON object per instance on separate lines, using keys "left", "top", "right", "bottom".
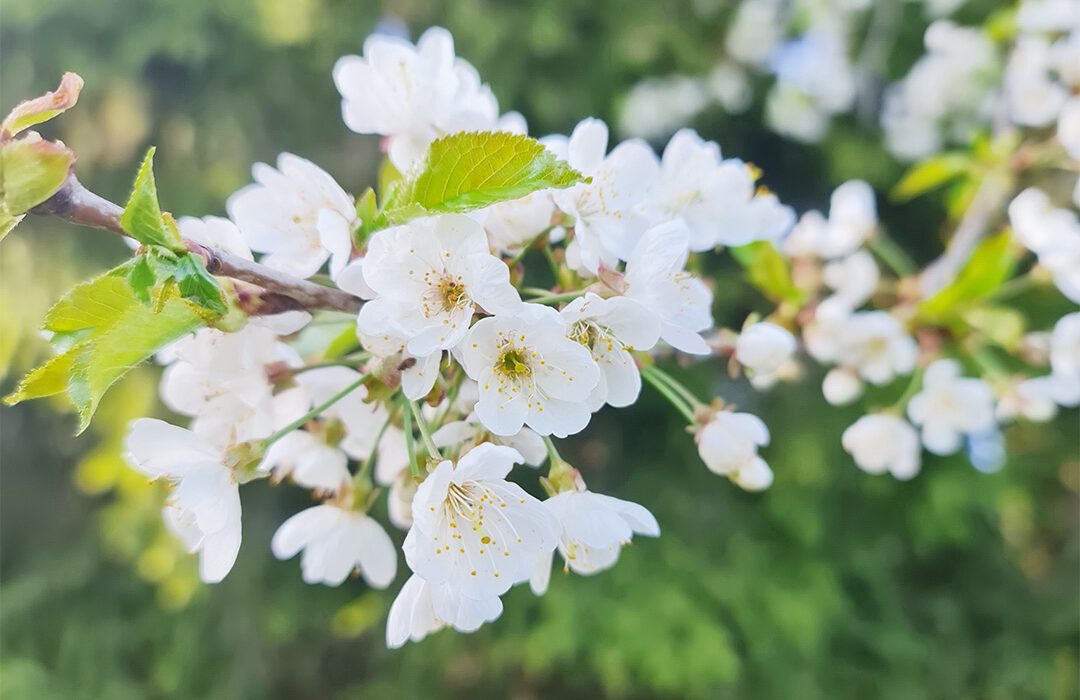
{"left": 30, "top": 174, "right": 364, "bottom": 315}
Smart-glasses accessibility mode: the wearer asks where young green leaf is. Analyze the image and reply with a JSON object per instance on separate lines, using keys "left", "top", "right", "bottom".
{"left": 891, "top": 153, "right": 971, "bottom": 202}
{"left": 730, "top": 241, "right": 805, "bottom": 305}
{"left": 919, "top": 232, "right": 1019, "bottom": 321}
{"left": 146, "top": 250, "right": 227, "bottom": 315}
{"left": 120, "top": 147, "right": 185, "bottom": 252}
{"left": 0, "top": 72, "right": 84, "bottom": 140}
{"left": 0, "top": 134, "right": 75, "bottom": 214}
{"left": 383, "top": 131, "right": 584, "bottom": 223}
{"left": 5, "top": 264, "right": 211, "bottom": 432}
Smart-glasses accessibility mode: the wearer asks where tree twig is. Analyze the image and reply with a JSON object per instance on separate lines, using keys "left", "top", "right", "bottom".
{"left": 30, "top": 174, "right": 364, "bottom": 314}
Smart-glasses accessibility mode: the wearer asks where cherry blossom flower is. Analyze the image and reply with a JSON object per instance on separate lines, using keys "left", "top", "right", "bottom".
{"left": 359, "top": 214, "right": 521, "bottom": 356}
{"left": 822, "top": 249, "right": 880, "bottom": 308}
{"left": 623, "top": 220, "right": 714, "bottom": 355}
{"left": 333, "top": 27, "right": 499, "bottom": 171}
{"left": 258, "top": 430, "right": 351, "bottom": 493}
{"left": 639, "top": 128, "right": 793, "bottom": 251}
{"left": 227, "top": 153, "right": 356, "bottom": 279}
{"left": 546, "top": 118, "right": 658, "bottom": 275}
{"left": 695, "top": 411, "right": 773, "bottom": 491}
{"left": 272, "top": 504, "right": 397, "bottom": 588}
{"left": 459, "top": 304, "right": 600, "bottom": 437}
{"left": 735, "top": 322, "right": 797, "bottom": 376}
{"left": 529, "top": 487, "right": 659, "bottom": 594}
{"left": 124, "top": 419, "right": 243, "bottom": 583}
{"left": 479, "top": 191, "right": 557, "bottom": 256}
{"left": 559, "top": 292, "right": 660, "bottom": 411}
{"left": 432, "top": 414, "right": 548, "bottom": 467}
{"left": 386, "top": 574, "right": 503, "bottom": 648}
{"left": 907, "top": 359, "right": 997, "bottom": 455}
{"left": 1046, "top": 312, "right": 1080, "bottom": 407}
{"left": 782, "top": 180, "right": 878, "bottom": 259}
{"left": 177, "top": 215, "right": 253, "bottom": 260}
{"left": 294, "top": 367, "right": 393, "bottom": 462}
{"left": 841, "top": 414, "right": 922, "bottom": 480}
{"left": 357, "top": 322, "right": 442, "bottom": 401}
{"left": 402, "top": 443, "right": 560, "bottom": 600}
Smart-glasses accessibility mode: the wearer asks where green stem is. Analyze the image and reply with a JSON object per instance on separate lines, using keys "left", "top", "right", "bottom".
{"left": 402, "top": 396, "right": 420, "bottom": 478}
{"left": 293, "top": 352, "right": 371, "bottom": 374}
{"left": 642, "top": 365, "right": 704, "bottom": 409}
{"left": 641, "top": 366, "right": 697, "bottom": 424}
{"left": 542, "top": 435, "right": 563, "bottom": 468}
{"left": 985, "top": 270, "right": 1040, "bottom": 302}
{"left": 356, "top": 408, "right": 396, "bottom": 485}
{"left": 263, "top": 372, "right": 370, "bottom": 447}
{"left": 507, "top": 227, "right": 552, "bottom": 267}
{"left": 970, "top": 347, "right": 1011, "bottom": 379}
{"left": 887, "top": 368, "right": 924, "bottom": 413}
{"left": 524, "top": 290, "right": 585, "bottom": 306}
{"left": 407, "top": 399, "right": 442, "bottom": 461}
{"left": 541, "top": 245, "right": 561, "bottom": 282}
{"left": 868, "top": 233, "right": 917, "bottom": 277}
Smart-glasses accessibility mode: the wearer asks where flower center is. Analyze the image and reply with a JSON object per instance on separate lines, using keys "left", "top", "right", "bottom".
{"left": 421, "top": 273, "right": 470, "bottom": 318}
{"left": 496, "top": 348, "right": 532, "bottom": 379}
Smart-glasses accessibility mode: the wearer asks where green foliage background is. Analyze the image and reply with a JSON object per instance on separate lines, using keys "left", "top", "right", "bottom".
{"left": 1, "top": 1, "right": 1077, "bottom": 698}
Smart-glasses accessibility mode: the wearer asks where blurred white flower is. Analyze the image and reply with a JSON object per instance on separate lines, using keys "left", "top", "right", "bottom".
{"left": 333, "top": 27, "right": 499, "bottom": 171}
{"left": 272, "top": 504, "right": 397, "bottom": 588}
{"left": 695, "top": 411, "right": 773, "bottom": 490}
{"left": 841, "top": 414, "right": 922, "bottom": 480}
{"left": 823, "top": 250, "right": 880, "bottom": 308}
{"left": 227, "top": 153, "right": 356, "bottom": 279}
{"left": 735, "top": 322, "right": 797, "bottom": 376}
{"left": 618, "top": 75, "right": 709, "bottom": 140}
{"left": 460, "top": 304, "right": 600, "bottom": 437}
{"left": 125, "top": 419, "right": 243, "bottom": 583}
{"left": 783, "top": 180, "right": 878, "bottom": 259}
{"left": 907, "top": 359, "right": 997, "bottom": 455}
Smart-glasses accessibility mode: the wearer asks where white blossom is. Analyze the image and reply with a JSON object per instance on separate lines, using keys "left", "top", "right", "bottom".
{"left": 547, "top": 118, "right": 658, "bottom": 274}
{"left": 227, "top": 153, "right": 356, "bottom": 279}
{"left": 1004, "top": 35, "right": 1068, "bottom": 128}
{"left": 272, "top": 504, "right": 397, "bottom": 588}
{"left": 124, "top": 419, "right": 243, "bottom": 583}
{"left": 735, "top": 322, "right": 797, "bottom": 376}
{"left": 907, "top": 359, "right": 997, "bottom": 455}
{"left": 357, "top": 322, "right": 442, "bottom": 401}
{"left": 432, "top": 414, "right": 548, "bottom": 467}
{"left": 823, "top": 249, "right": 880, "bottom": 308}
{"left": 386, "top": 573, "right": 503, "bottom": 648}
{"left": 459, "top": 304, "right": 600, "bottom": 437}
{"left": 765, "top": 30, "right": 858, "bottom": 142}
{"left": 559, "top": 292, "right": 660, "bottom": 411}
{"left": 623, "top": 220, "right": 714, "bottom": 355}
{"left": 783, "top": 180, "right": 878, "bottom": 260}
{"left": 695, "top": 411, "right": 773, "bottom": 491}
{"left": 479, "top": 191, "right": 556, "bottom": 256}
{"left": 841, "top": 414, "right": 922, "bottom": 480}
{"left": 294, "top": 367, "right": 393, "bottom": 462}
{"left": 177, "top": 215, "right": 253, "bottom": 260}
{"left": 359, "top": 214, "right": 521, "bottom": 356}
{"left": 1047, "top": 312, "right": 1080, "bottom": 407}
{"left": 530, "top": 488, "right": 659, "bottom": 594}
{"left": 402, "top": 444, "right": 560, "bottom": 600}
{"left": 640, "top": 128, "right": 794, "bottom": 251}
{"left": 333, "top": 27, "right": 499, "bottom": 171}
{"left": 618, "top": 76, "right": 709, "bottom": 141}
{"left": 258, "top": 430, "right": 351, "bottom": 493}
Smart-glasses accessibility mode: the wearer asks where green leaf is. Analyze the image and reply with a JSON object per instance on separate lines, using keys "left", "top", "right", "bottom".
{"left": 5, "top": 264, "right": 209, "bottom": 431}
{"left": 0, "top": 203, "right": 24, "bottom": 242}
{"left": 120, "top": 147, "right": 185, "bottom": 252}
{"left": 384, "top": 131, "right": 584, "bottom": 222}
{"left": 125, "top": 256, "right": 156, "bottom": 304}
{"left": 1, "top": 72, "right": 84, "bottom": 139}
{"left": 0, "top": 135, "right": 75, "bottom": 214}
{"left": 730, "top": 242, "right": 805, "bottom": 304}
{"left": 146, "top": 250, "right": 227, "bottom": 316}
{"left": 919, "top": 232, "right": 1019, "bottom": 321}
{"left": 962, "top": 306, "right": 1026, "bottom": 352}
{"left": 891, "top": 153, "right": 971, "bottom": 202}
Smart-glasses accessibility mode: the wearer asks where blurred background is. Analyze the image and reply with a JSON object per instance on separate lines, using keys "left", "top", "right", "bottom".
{"left": 1, "top": 1, "right": 1077, "bottom": 698}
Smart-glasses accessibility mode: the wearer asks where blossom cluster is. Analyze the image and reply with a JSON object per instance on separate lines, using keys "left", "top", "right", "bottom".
{"left": 113, "top": 21, "right": 1079, "bottom": 649}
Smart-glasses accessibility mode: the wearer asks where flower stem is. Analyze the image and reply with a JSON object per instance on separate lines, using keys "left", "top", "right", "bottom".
{"left": 887, "top": 367, "right": 924, "bottom": 413}
{"left": 542, "top": 435, "right": 563, "bottom": 468}
{"left": 642, "top": 365, "right": 704, "bottom": 410}
{"left": 407, "top": 398, "right": 442, "bottom": 461}
{"left": 263, "top": 372, "right": 371, "bottom": 447}
{"left": 868, "top": 233, "right": 916, "bottom": 277}
{"left": 507, "top": 227, "right": 552, "bottom": 267}
{"left": 641, "top": 366, "right": 697, "bottom": 424}
{"left": 402, "top": 397, "right": 420, "bottom": 478}
{"left": 524, "top": 289, "right": 585, "bottom": 306}
{"left": 356, "top": 408, "right": 396, "bottom": 485}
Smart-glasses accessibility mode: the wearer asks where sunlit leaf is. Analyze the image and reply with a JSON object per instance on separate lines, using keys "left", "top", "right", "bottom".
{"left": 919, "top": 232, "right": 1019, "bottom": 321}
{"left": 1, "top": 72, "right": 84, "bottom": 139}
{"left": 384, "top": 131, "right": 584, "bottom": 223}
{"left": 891, "top": 153, "right": 971, "bottom": 202}
{"left": 731, "top": 241, "right": 805, "bottom": 304}
{"left": 0, "top": 134, "right": 75, "bottom": 214}
{"left": 120, "top": 147, "right": 185, "bottom": 252}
